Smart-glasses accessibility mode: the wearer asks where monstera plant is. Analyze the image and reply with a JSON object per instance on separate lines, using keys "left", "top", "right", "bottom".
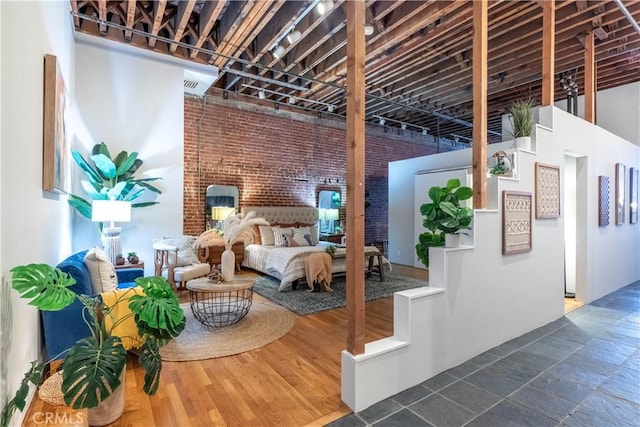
{"left": 1, "top": 267, "right": 185, "bottom": 427}
{"left": 68, "top": 142, "right": 162, "bottom": 220}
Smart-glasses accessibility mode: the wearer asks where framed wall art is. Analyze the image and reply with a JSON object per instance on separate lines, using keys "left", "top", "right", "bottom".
{"left": 502, "top": 191, "right": 532, "bottom": 255}
{"left": 631, "top": 167, "right": 638, "bottom": 224}
{"left": 598, "top": 176, "right": 610, "bottom": 227}
{"left": 43, "top": 54, "right": 70, "bottom": 193}
{"left": 615, "top": 163, "right": 625, "bottom": 225}
{"left": 535, "top": 162, "right": 560, "bottom": 218}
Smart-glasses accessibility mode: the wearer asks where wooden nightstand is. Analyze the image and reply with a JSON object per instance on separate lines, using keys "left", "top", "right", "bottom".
{"left": 198, "top": 242, "right": 245, "bottom": 272}
{"left": 319, "top": 233, "right": 344, "bottom": 244}
{"left": 114, "top": 261, "right": 144, "bottom": 270}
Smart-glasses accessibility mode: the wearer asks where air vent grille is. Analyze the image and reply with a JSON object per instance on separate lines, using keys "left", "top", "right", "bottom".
{"left": 184, "top": 79, "right": 199, "bottom": 89}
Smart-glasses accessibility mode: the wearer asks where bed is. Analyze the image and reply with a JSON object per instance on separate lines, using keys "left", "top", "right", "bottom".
{"left": 241, "top": 206, "right": 389, "bottom": 291}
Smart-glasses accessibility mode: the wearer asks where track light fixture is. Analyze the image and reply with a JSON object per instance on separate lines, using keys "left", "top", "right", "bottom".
{"left": 401, "top": 123, "right": 407, "bottom": 130}
{"left": 379, "top": 118, "right": 385, "bottom": 125}
{"left": 258, "top": 90, "right": 266, "bottom": 100}
{"left": 317, "top": 0, "right": 334, "bottom": 15}
{"left": 327, "top": 105, "right": 334, "bottom": 113}
{"left": 364, "top": 24, "right": 374, "bottom": 36}
{"left": 272, "top": 45, "right": 285, "bottom": 59}
{"left": 287, "top": 29, "right": 302, "bottom": 44}
{"left": 288, "top": 96, "right": 296, "bottom": 105}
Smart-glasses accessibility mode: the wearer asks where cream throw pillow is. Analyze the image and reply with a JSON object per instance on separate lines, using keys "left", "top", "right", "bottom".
{"left": 259, "top": 225, "right": 275, "bottom": 246}
{"left": 84, "top": 247, "right": 118, "bottom": 294}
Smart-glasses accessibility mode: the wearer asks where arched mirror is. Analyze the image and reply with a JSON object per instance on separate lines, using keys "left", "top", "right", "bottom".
{"left": 318, "top": 190, "right": 341, "bottom": 235}
{"left": 206, "top": 184, "right": 239, "bottom": 229}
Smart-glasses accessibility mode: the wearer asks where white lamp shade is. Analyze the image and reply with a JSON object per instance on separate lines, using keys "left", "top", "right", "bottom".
{"left": 318, "top": 208, "right": 327, "bottom": 220}
{"left": 211, "top": 206, "right": 235, "bottom": 221}
{"left": 92, "top": 200, "right": 131, "bottom": 222}
{"left": 326, "top": 209, "right": 339, "bottom": 221}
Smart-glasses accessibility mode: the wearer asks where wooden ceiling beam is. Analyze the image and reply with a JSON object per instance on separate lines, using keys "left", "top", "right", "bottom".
{"left": 169, "top": 0, "right": 196, "bottom": 54}
{"left": 124, "top": 0, "right": 136, "bottom": 41}
{"left": 148, "top": 0, "right": 167, "bottom": 48}
{"left": 190, "top": 0, "right": 226, "bottom": 60}
{"left": 98, "top": 0, "right": 108, "bottom": 35}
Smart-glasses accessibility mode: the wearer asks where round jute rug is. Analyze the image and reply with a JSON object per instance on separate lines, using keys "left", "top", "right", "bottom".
{"left": 160, "top": 301, "right": 294, "bottom": 361}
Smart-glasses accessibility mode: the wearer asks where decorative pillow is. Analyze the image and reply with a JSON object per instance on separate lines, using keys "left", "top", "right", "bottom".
{"left": 156, "top": 235, "right": 198, "bottom": 266}
{"left": 252, "top": 225, "right": 262, "bottom": 245}
{"left": 272, "top": 227, "right": 294, "bottom": 247}
{"left": 283, "top": 233, "right": 297, "bottom": 247}
{"left": 259, "top": 225, "right": 275, "bottom": 246}
{"left": 84, "top": 247, "right": 118, "bottom": 294}
{"left": 292, "top": 227, "right": 313, "bottom": 246}
{"left": 298, "top": 223, "right": 319, "bottom": 245}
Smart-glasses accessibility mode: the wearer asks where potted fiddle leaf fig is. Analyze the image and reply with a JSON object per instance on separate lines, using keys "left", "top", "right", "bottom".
{"left": 1, "top": 267, "right": 185, "bottom": 427}
{"left": 415, "top": 178, "right": 473, "bottom": 268}
{"left": 68, "top": 142, "right": 163, "bottom": 221}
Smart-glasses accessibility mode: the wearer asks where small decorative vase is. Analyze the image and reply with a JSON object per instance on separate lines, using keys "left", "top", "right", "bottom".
{"left": 221, "top": 246, "right": 235, "bottom": 282}
{"left": 514, "top": 136, "right": 532, "bottom": 151}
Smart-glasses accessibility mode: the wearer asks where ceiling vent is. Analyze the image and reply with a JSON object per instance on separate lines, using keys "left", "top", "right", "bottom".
{"left": 183, "top": 68, "right": 219, "bottom": 96}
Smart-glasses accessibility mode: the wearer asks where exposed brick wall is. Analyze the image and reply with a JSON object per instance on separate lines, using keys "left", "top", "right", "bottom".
{"left": 184, "top": 96, "right": 445, "bottom": 244}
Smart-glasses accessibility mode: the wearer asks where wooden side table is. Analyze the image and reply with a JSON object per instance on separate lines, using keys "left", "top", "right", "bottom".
{"left": 319, "top": 233, "right": 345, "bottom": 244}
{"left": 198, "top": 242, "right": 244, "bottom": 272}
{"left": 114, "top": 261, "right": 144, "bottom": 270}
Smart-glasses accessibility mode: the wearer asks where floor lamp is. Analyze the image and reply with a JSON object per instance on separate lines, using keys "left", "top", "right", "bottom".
{"left": 92, "top": 200, "right": 131, "bottom": 263}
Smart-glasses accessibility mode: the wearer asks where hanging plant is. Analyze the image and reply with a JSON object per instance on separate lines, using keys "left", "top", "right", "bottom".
{"left": 68, "top": 142, "right": 162, "bottom": 220}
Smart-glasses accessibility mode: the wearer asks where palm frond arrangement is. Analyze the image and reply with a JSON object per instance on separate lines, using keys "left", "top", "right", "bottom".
{"left": 195, "top": 211, "right": 268, "bottom": 249}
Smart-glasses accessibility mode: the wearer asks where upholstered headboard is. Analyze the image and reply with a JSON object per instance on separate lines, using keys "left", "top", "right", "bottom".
{"left": 241, "top": 206, "right": 319, "bottom": 226}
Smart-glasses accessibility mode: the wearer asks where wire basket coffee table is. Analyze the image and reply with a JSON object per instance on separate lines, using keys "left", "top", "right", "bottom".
{"left": 186, "top": 277, "right": 255, "bottom": 327}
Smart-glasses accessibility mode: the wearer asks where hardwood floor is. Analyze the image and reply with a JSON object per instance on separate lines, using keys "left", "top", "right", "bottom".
{"left": 22, "top": 270, "right": 398, "bottom": 427}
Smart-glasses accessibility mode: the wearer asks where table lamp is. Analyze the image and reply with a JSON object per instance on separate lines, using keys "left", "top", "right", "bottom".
{"left": 92, "top": 200, "right": 132, "bottom": 263}
{"left": 211, "top": 206, "right": 236, "bottom": 230}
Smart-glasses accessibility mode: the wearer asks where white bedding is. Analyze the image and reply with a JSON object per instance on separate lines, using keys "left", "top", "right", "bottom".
{"left": 242, "top": 243, "right": 388, "bottom": 291}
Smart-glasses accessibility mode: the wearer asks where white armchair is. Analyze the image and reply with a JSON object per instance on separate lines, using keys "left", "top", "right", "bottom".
{"left": 152, "top": 236, "right": 210, "bottom": 290}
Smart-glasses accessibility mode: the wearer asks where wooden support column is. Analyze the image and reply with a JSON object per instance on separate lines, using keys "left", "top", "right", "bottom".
{"left": 541, "top": 0, "right": 555, "bottom": 106}
{"left": 584, "top": 31, "right": 596, "bottom": 123}
{"left": 345, "top": 0, "right": 366, "bottom": 356}
{"left": 472, "top": 0, "right": 488, "bottom": 209}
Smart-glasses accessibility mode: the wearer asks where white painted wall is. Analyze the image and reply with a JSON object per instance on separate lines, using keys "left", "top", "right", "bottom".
{"left": 555, "top": 82, "right": 640, "bottom": 146}
{"left": 0, "top": 1, "right": 74, "bottom": 425}
{"left": 350, "top": 106, "right": 640, "bottom": 411}
{"left": 389, "top": 141, "right": 519, "bottom": 266}
{"left": 72, "top": 38, "right": 186, "bottom": 276}
{"left": 539, "top": 107, "right": 640, "bottom": 302}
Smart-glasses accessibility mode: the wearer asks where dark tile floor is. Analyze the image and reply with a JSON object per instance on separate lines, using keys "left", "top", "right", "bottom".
{"left": 328, "top": 281, "right": 640, "bottom": 427}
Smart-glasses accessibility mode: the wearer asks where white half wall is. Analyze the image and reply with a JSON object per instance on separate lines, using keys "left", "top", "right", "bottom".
{"left": 72, "top": 37, "right": 186, "bottom": 275}
{"left": 0, "top": 1, "right": 74, "bottom": 425}
{"left": 350, "top": 106, "right": 640, "bottom": 412}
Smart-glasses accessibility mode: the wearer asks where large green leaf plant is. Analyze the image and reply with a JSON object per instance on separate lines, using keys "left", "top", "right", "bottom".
{"left": 415, "top": 178, "right": 473, "bottom": 268}
{"left": 68, "top": 142, "right": 162, "bottom": 220}
{"left": 1, "top": 267, "right": 185, "bottom": 427}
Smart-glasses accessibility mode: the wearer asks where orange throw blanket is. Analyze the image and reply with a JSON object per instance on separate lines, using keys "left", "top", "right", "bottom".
{"left": 101, "top": 287, "right": 146, "bottom": 350}
{"left": 304, "top": 252, "right": 333, "bottom": 292}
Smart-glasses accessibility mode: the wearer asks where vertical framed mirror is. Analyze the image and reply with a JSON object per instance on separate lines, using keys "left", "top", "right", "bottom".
{"left": 318, "top": 189, "right": 341, "bottom": 235}
{"left": 206, "top": 185, "right": 239, "bottom": 229}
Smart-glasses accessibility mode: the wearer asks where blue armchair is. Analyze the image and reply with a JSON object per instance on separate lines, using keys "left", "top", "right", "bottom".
{"left": 41, "top": 250, "right": 144, "bottom": 361}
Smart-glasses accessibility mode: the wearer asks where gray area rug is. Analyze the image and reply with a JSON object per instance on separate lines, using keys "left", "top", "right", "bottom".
{"left": 253, "top": 273, "right": 426, "bottom": 316}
